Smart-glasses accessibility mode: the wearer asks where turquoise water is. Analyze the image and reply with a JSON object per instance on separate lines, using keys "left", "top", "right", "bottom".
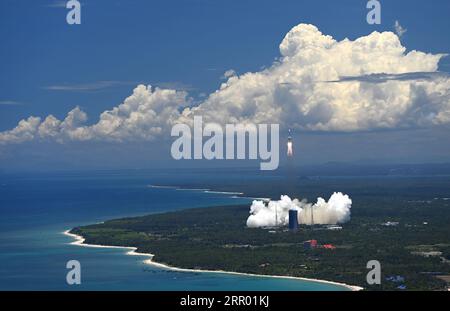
{"left": 0, "top": 171, "right": 348, "bottom": 291}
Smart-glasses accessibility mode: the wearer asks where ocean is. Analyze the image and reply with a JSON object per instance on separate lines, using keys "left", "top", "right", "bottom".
{"left": 0, "top": 170, "right": 347, "bottom": 291}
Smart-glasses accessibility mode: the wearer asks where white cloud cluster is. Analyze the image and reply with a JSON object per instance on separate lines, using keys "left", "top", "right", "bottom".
{"left": 188, "top": 24, "right": 449, "bottom": 132}
{"left": 394, "top": 20, "right": 407, "bottom": 38}
{"left": 246, "top": 192, "right": 352, "bottom": 228}
{"left": 222, "top": 69, "right": 237, "bottom": 79}
{"left": 1, "top": 23, "right": 449, "bottom": 145}
{"left": 0, "top": 117, "right": 42, "bottom": 144}
{"left": 1, "top": 86, "right": 189, "bottom": 144}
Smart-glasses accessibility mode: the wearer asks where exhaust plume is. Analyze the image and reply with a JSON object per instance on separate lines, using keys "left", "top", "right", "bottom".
{"left": 246, "top": 192, "right": 352, "bottom": 228}
{"left": 287, "top": 129, "right": 293, "bottom": 157}
{"left": 287, "top": 141, "right": 293, "bottom": 157}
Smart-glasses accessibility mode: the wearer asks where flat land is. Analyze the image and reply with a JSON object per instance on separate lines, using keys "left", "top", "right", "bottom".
{"left": 72, "top": 177, "right": 450, "bottom": 291}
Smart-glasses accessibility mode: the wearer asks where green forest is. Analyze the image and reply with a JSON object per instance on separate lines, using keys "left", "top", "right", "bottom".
{"left": 72, "top": 177, "right": 450, "bottom": 291}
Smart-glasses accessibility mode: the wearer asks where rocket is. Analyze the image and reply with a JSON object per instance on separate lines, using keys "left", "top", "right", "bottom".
{"left": 287, "top": 129, "right": 293, "bottom": 157}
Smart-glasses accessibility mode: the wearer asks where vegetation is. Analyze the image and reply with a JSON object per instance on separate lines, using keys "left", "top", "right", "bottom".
{"left": 71, "top": 176, "right": 450, "bottom": 291}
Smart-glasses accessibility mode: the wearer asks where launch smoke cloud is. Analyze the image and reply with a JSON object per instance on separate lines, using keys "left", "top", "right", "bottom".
{"left": 246, "top": 192, "right": 352, "bottom": 228}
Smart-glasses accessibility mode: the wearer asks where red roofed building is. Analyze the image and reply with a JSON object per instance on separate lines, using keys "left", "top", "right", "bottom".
{"left": 322, "top": 244, "right": 336, "bottom": 250}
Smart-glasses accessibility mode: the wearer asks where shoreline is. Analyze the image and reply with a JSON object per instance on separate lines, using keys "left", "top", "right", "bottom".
{"left": 148, "top": 184, "right": 268, "bottom": 200}
{"left": 63, "top": 230, "right": 363, "bottom": 291}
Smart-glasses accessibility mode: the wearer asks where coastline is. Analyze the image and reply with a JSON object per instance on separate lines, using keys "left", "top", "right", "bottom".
{"left": 63, "top": 230, "right": 364, "bottom": 291}
{"left": 148, "top": 185, "right": 268, "bottom": 200}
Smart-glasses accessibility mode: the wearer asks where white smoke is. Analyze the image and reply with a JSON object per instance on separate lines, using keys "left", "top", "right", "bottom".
{"left": 246, "top": 192, "right": 352, "bottom": 228}
{"left": 287, "top": 141, "right": 293, "bottom": 157}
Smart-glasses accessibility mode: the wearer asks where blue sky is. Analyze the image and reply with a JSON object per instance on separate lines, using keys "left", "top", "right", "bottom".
{"left": 0, "top": 0, "right": 450, "bottom": 170}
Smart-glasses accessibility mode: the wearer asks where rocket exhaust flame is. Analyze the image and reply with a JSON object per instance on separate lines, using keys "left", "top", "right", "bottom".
{"left": 287, "top": 129, "right": 293, "bottom": 157}
{"left": 287, "top": 141, "right": 293, "bottom": 157}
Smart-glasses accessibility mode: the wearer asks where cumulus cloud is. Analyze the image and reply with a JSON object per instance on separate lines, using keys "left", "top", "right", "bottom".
{"left": 246, "top": 192, "right": 352, "bottom": 228}
{"left": 1, "top": 23, "right": 449, "bottom": 145}
{"left": 222, "top": 69, "right": 237, "bottom": 79}
{"left": 394, "top": 20, "right": 407, "bottom": 38}
{"left": 183, "top": 24, "right": 449, "bottom": 132}
{"left": 0, "top": 86, "right": 189, "bottom": 144}
{"left": 0, "top": 117, "right": 42, "bottom": 144}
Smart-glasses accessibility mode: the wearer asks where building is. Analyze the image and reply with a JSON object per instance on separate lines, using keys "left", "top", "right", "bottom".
{"left": 289, "top": 210, "right": 299, "bottom": 231}
{"left": 322, "top": 244, "right": 336, "bottom": 250}
{"left": 303, "top": 239, "right": 318, "bottom": 249}
{"left": 382, "top": 221, "right": 399, "bottom": 227}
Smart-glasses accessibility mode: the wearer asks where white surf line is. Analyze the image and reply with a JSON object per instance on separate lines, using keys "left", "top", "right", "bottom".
{"left": 141, "top": 258, "right": 363, "bottom": 291}
{"left": 63, "top": 230, "right": 363, "bottom": 291}
{"left": 147, "top": 185, "right": 179, "bottom": 189}
{"left": 203, "top": 190, "right": 244, "bottom": 195}
{"left": 148, "top": 184, "right": 249, "bottom": 198}
{"left": 148, "top": 184, "right": 211, "bottom": 192}
{"left": 174, "top": 188, "right": 244, "bottom": 195}
{"left": 231, "top": 195, "right": 271, "bottom": 200}
{"left": 176, "top": 188, "right": 210, "bottom": 191}
{"left": 63, "top": 230, "right": 155, "bottom": 256}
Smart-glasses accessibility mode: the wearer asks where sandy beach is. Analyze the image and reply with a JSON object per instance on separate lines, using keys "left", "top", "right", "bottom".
{"left": 63, "top": 230, "right": 364, "bottom": 291}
